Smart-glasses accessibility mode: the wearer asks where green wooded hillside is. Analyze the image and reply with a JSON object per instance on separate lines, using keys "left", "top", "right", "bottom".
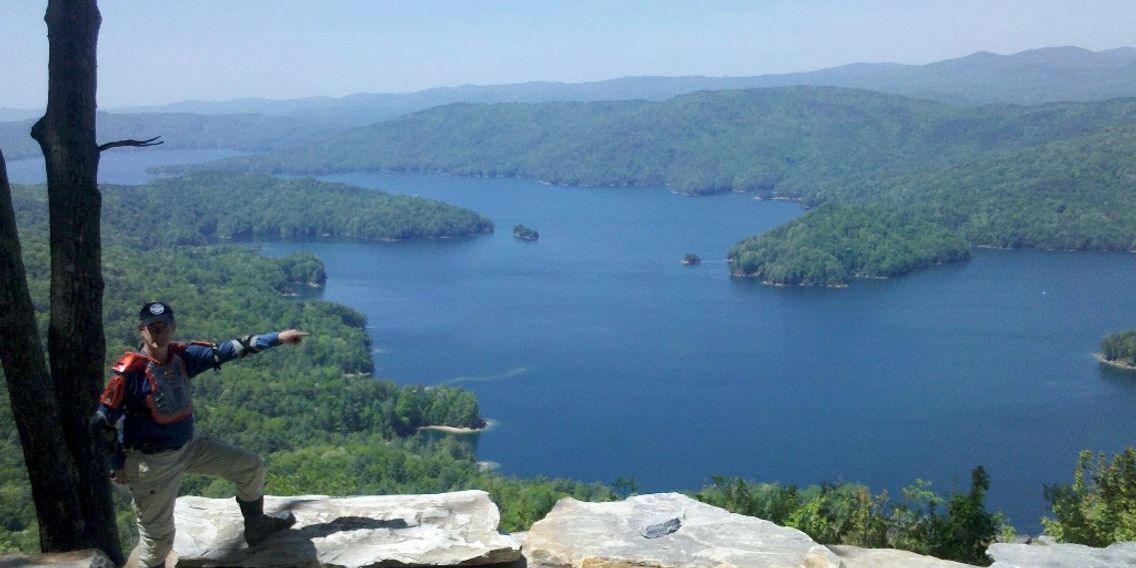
{"left": 0, "top": 176, "right": 607, "bottom": 550}
{"left": 729, "top": 126, "right": 1136, "bottom": 285}
{"left": 856, "top": 126, "right": 1136, "bottom": 250}
{"left": 190, "top": 87, "right": 1136, "bottom": 202}
{"left": 96, "top": 173, "right": 494, "bottom": 244}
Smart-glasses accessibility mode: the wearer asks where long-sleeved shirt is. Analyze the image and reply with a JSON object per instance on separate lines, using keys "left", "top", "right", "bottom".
{"left": 93, "top": 332, "right": 281, "bottom": 468}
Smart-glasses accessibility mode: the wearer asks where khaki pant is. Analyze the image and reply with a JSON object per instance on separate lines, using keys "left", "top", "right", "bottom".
{"left": 124, "top": 434, "right": 265, "bottom": 568}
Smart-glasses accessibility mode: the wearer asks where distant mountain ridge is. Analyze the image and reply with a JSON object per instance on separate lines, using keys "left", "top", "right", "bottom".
{"left": 0, "top": 111, "right": 341, "bottom": 161}
{"left": 3, "top": 45, "right": 1133, "bottom": 162}
{"left": 106, "top": 46, "right": 1136, "bottom": 124}
{"left": 0, "top": 109, "right": 40, "bottom": 122}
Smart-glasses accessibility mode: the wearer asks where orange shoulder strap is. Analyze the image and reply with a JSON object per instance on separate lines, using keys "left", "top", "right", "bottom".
{"left": 111, "top": 352, "right": 149, "bottom": 374}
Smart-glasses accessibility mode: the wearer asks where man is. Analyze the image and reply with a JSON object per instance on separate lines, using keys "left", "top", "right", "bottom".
{"left": 92, "top": 301, "right": 308, "bottom": 568}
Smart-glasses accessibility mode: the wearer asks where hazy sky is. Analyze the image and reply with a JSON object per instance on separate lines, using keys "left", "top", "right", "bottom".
{"left": 2, "top": 0, "right": 1133, "bottom": 110}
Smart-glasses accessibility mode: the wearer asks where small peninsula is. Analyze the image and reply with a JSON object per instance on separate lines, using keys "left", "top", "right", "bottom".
{"left": 418, "top": 417, "right": 494, "bottom": 435}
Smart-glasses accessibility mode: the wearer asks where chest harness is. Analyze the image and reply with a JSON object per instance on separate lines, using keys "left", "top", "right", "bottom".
{"left": 112, "top": 342, "right": 219, "bottom": 424}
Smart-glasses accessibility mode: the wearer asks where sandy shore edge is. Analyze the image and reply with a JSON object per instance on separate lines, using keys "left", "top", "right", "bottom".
{"left": 418, "top": 418, "right": 497, "bottom": 434}
{"left": 1095, "top": 353, "right": 1136, "bottom": 371}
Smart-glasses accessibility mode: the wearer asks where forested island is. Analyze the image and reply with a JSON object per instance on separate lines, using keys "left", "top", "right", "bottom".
{"left": 512, "top": 224, "right": 539, "bottom": 241}
{"left": 1100, "top": 331, "right": 1136, "bottom": 369}
{"left": 177, "top": 86, "right": 1136, "bottom": 286}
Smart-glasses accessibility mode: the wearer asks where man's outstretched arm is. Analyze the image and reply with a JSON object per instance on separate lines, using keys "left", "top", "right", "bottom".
{"left": 183, "top": 329, "right": 310, "bottom": 376}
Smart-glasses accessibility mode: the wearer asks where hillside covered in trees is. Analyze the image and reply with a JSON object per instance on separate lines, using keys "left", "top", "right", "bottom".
{"left": 0, "top": 174, "right": 604, "bottom": 550}
{"left": 182, "top": 88, "right": 1136, "bottom": 200}
{"left": 67, "top": 173, "right": 492, "bottom": 245}
{"left": 729, "top": 126, "right": 1136, "bottom": 285}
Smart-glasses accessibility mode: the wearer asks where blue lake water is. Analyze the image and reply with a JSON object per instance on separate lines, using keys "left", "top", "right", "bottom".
{"left": 288, "top": 172, "right": 1135, "bottom": 535}
{"left": 12, "top": 151, "right": 1136, "bottom": 533}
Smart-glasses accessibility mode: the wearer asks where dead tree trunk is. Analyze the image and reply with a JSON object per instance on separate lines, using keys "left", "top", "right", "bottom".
{"left": 28, "top": 0, "right": 123, "bottom": 562}
{"left": 0, "top": 154, "right": 93, "bottom": 553}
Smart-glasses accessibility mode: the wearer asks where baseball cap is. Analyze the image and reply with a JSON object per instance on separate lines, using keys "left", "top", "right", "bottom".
{"left": 139, "top": 301, "right": 175, "bottom": 326}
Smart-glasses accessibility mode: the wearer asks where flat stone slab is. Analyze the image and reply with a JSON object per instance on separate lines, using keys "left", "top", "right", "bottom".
{"left": 829, "top": 544, "right": 979, "bottom": 567}
{"left": 523, "top": 492, "right": 841, "bottom": 568}
{"left": 0, "top": 550, "right": 115, "bottom": 568}
{"left": 172, "top": 491, "right": 521, "bottom": 567}
{"left": 988, "top": 541, "right": 1136, "bottom": 568}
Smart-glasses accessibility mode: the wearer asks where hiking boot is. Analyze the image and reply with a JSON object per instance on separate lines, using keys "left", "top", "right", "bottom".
{"left": 236, "top": 495, "right": 296, "bottom": 546}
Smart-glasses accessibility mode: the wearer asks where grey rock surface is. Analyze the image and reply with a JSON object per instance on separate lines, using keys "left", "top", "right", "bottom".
{"left": 829, "top": 545, "right": 979, "bottom": 567}
{"left": 988, "top": 541, "right": 1136, "bottom": 568}
{"left": 172, "top": 491, "right": 521, "bottom": 567}
{"left": 523, "top": 492, "right": 842, "bottom": 568}
{"left": 0, "top": 550, "right": 115, "bottom": 568}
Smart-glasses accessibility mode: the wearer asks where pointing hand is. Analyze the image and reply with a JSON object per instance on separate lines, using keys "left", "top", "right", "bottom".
{"left": 279, "top": 330, "right": 310, "bottom": 345}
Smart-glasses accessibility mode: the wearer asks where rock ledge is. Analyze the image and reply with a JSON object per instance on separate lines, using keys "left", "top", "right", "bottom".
{"left": 523, "top": 492, "right": 842, "bottom": 568}
{"left": 173, "top": 490, "right": 520, "bottom": 567}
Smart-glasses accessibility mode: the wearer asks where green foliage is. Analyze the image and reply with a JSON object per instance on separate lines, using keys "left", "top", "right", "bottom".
{"left": 1100, "top": 331, "right": 1136, "bottom": 367}
{"left": 277, "top": 252, "right": 327, "bottom": 287}
{"left": 12, "top": 173, "right": 493, "bottom": 249}
{"left": 262, "top": 435, "right": 616, "bottom": 533}
{"left": 195, "top": 88, "right": 1136, "bottom": 203}
{"left": 728, "top": 202, "right": 970, "bottom": 286}
{"left": 730, "top": 126, "right": 1136, "bottom": 284}
{"left": 479, "top": 474, "right": 614, "bottom": 532}
{"left": 694, "top": 468, "right": 1002, "bottom": 565}
{"left": 0, "top": 394, "right": 36, "bottom": 554}
{"left": 1042, "top": 448, "right": 1136, "bottom": 545}
{"left": 98, "top": 173, "right": 493, "bottom": 245}
{"left": 932, "top": 467, "right": 998, "bottom": 564}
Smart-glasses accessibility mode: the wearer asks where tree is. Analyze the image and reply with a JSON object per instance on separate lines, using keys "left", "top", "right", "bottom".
{"left": 0, "top": 0, "right": 157, "bottom": 561}
{"left": 0, "top": 153, "right": 93, "bottom": 554}
{"left": 932, "top": 466, "right": 997, "bottom": 564}
{"left": 26, "top": 2, "right": 120, "bottom": 561}
{"left": 1043, "top": 448, "right": 1136, "bottom": 545}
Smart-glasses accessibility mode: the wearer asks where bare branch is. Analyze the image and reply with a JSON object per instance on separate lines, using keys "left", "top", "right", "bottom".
{"left": 97, "top": 135, "right": 164, "bottom": 152}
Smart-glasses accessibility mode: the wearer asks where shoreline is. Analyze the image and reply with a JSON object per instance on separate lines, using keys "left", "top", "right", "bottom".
{"left": 418, "top": 418, "right": 497, "bottom": 435}
{"left": 1094, "top": 353, "right": 1136, "bottom": 372}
